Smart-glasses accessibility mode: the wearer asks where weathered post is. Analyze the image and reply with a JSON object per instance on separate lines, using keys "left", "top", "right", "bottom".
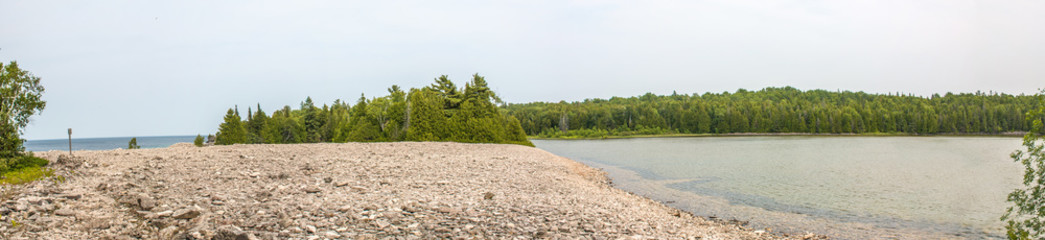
{"left": 67, "top": 128, "right": 72, "bottom": 156}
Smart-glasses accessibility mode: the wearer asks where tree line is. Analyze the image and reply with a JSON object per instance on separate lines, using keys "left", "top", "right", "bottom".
{"left": 214, "top": 74, "right": 532, "bottom": 146}
{"left": 505, "top": 87, "right": 1043, "bottom": 138}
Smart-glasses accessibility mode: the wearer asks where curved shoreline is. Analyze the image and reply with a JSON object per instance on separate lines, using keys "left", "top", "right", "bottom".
{"left": 2, "top": 142, "right": 798, "bottom": 239}
{"left": 585, "top": 160, "right": 996, "bottom": 239}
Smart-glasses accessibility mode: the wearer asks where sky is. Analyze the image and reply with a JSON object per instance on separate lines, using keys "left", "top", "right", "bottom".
{"left": 2, "top": 0, "right": 1044, "bottom": 140}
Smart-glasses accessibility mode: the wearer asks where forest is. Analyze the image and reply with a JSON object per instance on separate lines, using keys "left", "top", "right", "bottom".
{"left": 214, "top": 74, "right": 532, "bottom": 147}
{"left": 504, "top": 87, "right": 1043, "bottom": 138}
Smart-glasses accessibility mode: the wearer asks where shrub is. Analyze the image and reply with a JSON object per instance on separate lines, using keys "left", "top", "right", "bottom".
{"left": 1003, "top": 91, "right": 1045, "bottom": 239}
{"left": 0, "top": 166, "right": 55, "bottom": 185}
{"left": 194, "top": 134, "right": 204, "bottom": 147}
{"left": 0, "top": 154, "right": 48, "bottom": 175}
{"left": 128, "top": 137, "right": 140, "bottom": 149}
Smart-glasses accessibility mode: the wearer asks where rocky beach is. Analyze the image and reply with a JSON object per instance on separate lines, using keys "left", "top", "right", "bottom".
{"left": 0, "top": 142, "right": 807, "bottom": 239}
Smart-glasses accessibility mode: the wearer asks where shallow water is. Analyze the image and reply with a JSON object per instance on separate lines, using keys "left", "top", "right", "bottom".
{"left": 533, "top": 136, "right": 1024, "bottom": 239}
{"left": 25, "top": 135, "right": 195, "bottom": 152}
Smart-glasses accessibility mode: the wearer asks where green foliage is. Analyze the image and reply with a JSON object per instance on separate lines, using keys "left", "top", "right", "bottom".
{"left": 0, "top": 154, "right": 48, "bottom": 175}
{"left": 127, "top": 137, "right": 140, "bottom": 149}
{"left": 1002, "top": 91, "right": 1045, "bottom": 240}
{"left": 216, "top": 108, "right": 248, "bottom": 145}
{"left": 246, "top": 104, "right": 268, "bottom": 144}
{"left": 0, "top": 61, "right": 46, "bottom": 158}
{"left": 216, "top": 75, "right": 533, "bottom": 146}
{"left": 507, "top": 87, "right": 1041, "bottom": 137}
{"left": 194, "top": 134, "right": 204, "bottom": 147}
{"left": 0, "top": 166, "right": 54, "bottom": 185}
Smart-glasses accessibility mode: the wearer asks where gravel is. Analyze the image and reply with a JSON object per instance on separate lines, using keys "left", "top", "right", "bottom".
{"left": 0, "top": 142, "right": 804, "bottom": 239}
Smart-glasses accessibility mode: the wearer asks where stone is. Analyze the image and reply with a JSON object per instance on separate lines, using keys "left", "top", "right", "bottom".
{"left": 154, "top": 210, "right": 174, "bottom": 218}
{"left": 375, "top": 219, "right": 390, "bottom": 228}
{"left": 56, "top": 193, "right": 83, "bottom": 201}
{"left": 303, "top": 187, "right": 321, "bottom": 194}
{"left": 14, "top": 202, "right": 29, "bottom": 212}
{"left": 214, "top": 225, "right": 250, "bottom": 240}
{"left": 435, "top": 207, "right": 460, "bottom": 214}
{"left": 54, "top": 209, "right": 76, "bottom": 217}
{"left": 483, "top": 192, "right": 495, "bottom": 200}
{"left": 334, "top": 181, "right": 349, "bottom": 187}
{"left": 402, "top": 205, "right": 420, "bottom": 213}
{"left": 25, "top": 196, "right": 50, "bottom": 204}
{"left": 350, "top": 186, "right": 367, "bottom": 192}
{"left": 172, "top": 207, "right": 201, "bottom": 219}
{"left": 304, "top": 225, "right": 317, "bottom": 233}
{"left": 323, "top": 231, "right": 340, "bottom": 238}
{"left": 135, "top": 194, "right": 157, "bottom": 211}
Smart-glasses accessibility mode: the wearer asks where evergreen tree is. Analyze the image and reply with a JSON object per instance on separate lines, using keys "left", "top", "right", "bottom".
{"left": 430, "top": 75, "right": 462, "bottom": 109}
{"left": 128, "top": 137, "right": 141, "bottom": 149}
{"left": 212, "top": 75, "right": 533, "bottom": 146}
{"left": 506, "top": 87, "right": 1040, "bottom": 138}
{"left": 246, "top": 103, "right": 268, "bottom": 143}
{"left": 216, "top": 108, "right": 247, "bottom": 145}
{"left": 405, "top": 89, "right": 446, "bottom": 141}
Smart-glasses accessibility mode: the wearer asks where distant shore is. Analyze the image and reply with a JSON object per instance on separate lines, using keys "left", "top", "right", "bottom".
{"left": 529, "top": 131, "right": 1028, "bottom": 140}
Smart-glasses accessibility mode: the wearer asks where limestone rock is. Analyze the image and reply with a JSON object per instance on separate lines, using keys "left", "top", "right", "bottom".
{"left": 173, "top": 206, "right": 202, "bottom": 219}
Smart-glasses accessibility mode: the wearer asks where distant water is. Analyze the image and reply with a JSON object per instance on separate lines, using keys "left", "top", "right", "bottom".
{"left": 24, "top": 136, "right": 196, "bottom": 152}
{"left": 534, "top": 137, "right": 1023, "bottom": 239}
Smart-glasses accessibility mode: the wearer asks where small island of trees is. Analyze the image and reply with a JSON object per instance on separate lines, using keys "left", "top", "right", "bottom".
{"left": 213, "top": 74, "right": 532, "bottom": 147}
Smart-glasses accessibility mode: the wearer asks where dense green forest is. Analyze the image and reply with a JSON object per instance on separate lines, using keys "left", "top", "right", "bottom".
{"left": 214, "top": 74, "right": 532, "bottom": 146}
{"left": 505, "top": 87, "right": 1043, "bottom": 138}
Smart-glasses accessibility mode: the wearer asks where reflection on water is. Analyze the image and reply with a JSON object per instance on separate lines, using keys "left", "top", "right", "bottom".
{"left": 534, "top": 136, "right": 1023, "bottom": 239}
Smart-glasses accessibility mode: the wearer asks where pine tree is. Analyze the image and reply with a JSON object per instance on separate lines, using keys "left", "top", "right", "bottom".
{"left": 216, "top": 108, "right": 247, "bottom": 145}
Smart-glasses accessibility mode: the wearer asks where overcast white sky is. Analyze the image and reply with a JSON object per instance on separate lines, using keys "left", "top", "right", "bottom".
{"left": 2, "top": 0, "right": 1044, "bottom": 140}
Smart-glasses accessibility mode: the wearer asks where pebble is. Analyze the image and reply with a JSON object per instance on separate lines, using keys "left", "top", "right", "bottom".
{"left": 172, "top": 207, "right": 201, "bottom": 219}
{"left": 54, "top": 209, "right": 76, "bottom": 217}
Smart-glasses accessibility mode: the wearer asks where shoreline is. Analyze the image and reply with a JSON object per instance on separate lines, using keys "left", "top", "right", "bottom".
{"left": 529, "top": 132, "right": 1027, "bottom": 140}
{"left": 582, "top": 160, "right": 999, "bottom": 239}
{"left": 1, "top": 142, "right": 800, "bottom": 239}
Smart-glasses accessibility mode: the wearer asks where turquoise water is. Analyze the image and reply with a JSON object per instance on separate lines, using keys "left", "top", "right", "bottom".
{"left": 533, "top": 136, "right": 1024, "bottom": 239}
{"left": 24, "top": 135, "right": 196, "bottom": 152}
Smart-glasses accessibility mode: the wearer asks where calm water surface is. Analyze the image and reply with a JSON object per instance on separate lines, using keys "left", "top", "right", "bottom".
{"left": 534, "top": 136, "right": 1023, "bottom": 239}
{"left": 25, "top": 135, "right": 195, "bottom": 152}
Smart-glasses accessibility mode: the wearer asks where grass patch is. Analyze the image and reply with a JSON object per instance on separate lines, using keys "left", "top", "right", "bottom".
{"left": 0, "top": 155, "right": 48, "bottom": 175}
{"left": 0, "top": 166, "right": 55, "bottom": 185}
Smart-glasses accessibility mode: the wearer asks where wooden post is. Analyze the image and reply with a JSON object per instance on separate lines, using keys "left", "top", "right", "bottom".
{"left": 67, "top": 128, "right": 72, "bottom": 156}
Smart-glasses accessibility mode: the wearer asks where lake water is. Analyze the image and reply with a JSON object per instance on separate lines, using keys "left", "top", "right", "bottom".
{"left": 24, "top": 135, "right": 196, "bottom": 152}
{"left": 533, "top": 136, "right": 1024, "bottom": 239}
